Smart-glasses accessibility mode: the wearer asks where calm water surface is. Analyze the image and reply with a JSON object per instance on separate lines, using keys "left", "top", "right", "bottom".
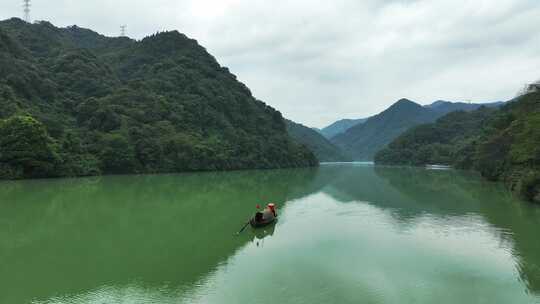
{"left": 1, "top": 164, "right": 540, "bottom": 304}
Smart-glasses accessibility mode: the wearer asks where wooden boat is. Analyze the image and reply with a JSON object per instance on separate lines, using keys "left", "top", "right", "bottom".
{"left": 250, "top": 216, "right": 276, "bottom": 228}
{"left": 249, "top": 203, "right": 277, "bottom": 228}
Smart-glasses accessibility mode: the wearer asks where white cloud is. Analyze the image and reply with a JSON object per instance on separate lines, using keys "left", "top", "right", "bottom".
{"left": 1, "top": 0, "right": 539, "bottom": 127}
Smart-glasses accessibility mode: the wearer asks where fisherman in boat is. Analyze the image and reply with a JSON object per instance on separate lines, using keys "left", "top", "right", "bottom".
{"left": 252, "top": 203, "right": 277, "bottom": 227}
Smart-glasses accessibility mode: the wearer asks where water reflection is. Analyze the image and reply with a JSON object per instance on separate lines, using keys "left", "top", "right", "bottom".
{"left": 1, "top": 165, "right": 540, "bottom": 303}
{"left": 252, "top": 224, "right": 276, "bottom": 247}
{"left": 177, "top": 191, "right": 537, "bottom": 304}
{"left": 372, "top": 166, "right": 540, "bottom": 294}
{"left": 321, "top": 165, "right": 540, "bottom": 295}
{"left": 0, "top": 168, "right": 322, "bottom": 304}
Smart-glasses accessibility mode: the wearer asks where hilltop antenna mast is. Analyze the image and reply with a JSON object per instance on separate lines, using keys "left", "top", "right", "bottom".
{"left": 120, "top": 25, "right": 127, "bottom": 37}
{"left": 23, "top": 0, "right": 31, "bottom": 22}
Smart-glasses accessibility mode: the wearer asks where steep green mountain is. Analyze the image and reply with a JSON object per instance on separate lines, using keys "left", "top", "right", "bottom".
{"left": 285, "top": 119, "right": 351, "bottom": 162}
{"left": 0, "top": 18, "right": 317, "bottom": 179}
{"left": 320, "top": 118, "right": 367, "bottom": 139}
{"left": 332, "top": 99, "right": 442, "bottom": 160}
{"left": 375, "top": 91, "right": 540, "bottom": 203}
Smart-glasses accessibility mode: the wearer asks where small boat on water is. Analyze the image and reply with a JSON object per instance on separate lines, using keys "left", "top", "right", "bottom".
{"left": 250, "top": 216, "right": 277, "bottom": 228}
{"left": 236, "top": 203, "right": 278, "bottom": 234}
{"left": 250, "top": 203, "right": 277, "bottom": 228}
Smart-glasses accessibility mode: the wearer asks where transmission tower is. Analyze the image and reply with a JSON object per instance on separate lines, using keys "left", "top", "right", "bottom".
{"left": 120, "top": 25, "right": 127, "bottom": 37}
{"left": 23, "top": 0, "right": 31, "bottom": 22}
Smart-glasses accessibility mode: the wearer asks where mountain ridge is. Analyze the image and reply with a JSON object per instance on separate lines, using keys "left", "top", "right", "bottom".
{"left": 426, "top": 100, "right": 505, "bottom": 113}
{"left": 331, "top": 99, "right": 440, "bottom": 160}
{"left": 0, "top": 18, "right": 317, "bottom": 179}
{"left": 330, "top": 98, "right": 505, "bottom": 160}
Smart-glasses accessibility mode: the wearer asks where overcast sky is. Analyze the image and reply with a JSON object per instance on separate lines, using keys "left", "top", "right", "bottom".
{"left": 2, "top": 0, "right": 540, "bottom": 127}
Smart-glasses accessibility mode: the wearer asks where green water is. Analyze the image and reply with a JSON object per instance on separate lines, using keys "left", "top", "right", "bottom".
{"left": 1, "top": 164, "right": 540, "bottom": 304}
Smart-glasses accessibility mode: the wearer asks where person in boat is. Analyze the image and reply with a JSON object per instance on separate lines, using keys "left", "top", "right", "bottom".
{"left": 254, "top": 203, "right": 277, "bottom": 223}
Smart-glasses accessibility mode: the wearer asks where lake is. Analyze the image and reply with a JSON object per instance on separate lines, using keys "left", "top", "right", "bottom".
{"left": 1, "top": 163, "right": 540, "bottom": 304}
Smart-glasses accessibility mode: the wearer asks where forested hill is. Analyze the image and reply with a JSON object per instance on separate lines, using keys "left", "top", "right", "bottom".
{"left": 0, "top": 18, "right": 317, "bottom": 179}
{"left": 332, "top": 99, "right": 441, "bottom": 160}
{"left": 375, "top": 91, "right": 540, "bottom": 203}
{"left": 286, "top": 120, "right": 351, "bottom": 162}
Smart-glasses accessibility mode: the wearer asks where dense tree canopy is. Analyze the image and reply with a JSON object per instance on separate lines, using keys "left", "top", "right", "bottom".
{"left": 0, "top": 115, "right": 60, "bottom": 178}
{"left": 0, "top": 18, "right": 317, "bottom": 179}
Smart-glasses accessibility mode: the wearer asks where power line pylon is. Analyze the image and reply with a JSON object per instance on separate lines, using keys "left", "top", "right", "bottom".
{"left": 120, "top": 25, "right": 127, "bottom": 37}
{"left": 23, "top": 0, "right": 31, "bottom": 22}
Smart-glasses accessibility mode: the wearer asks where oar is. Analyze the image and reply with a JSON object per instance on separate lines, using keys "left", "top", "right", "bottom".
{"left": 236, "top": 219, "right": 251, "bottom": 235}
{"left": 236, "top": 204, "right": 262, "bottom": 235}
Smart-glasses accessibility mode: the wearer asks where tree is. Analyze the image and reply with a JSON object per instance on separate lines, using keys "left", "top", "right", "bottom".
{"left": 0, "top": 115, "right": 60, "bottom": 178}
{"left": 99, "top": 134, "right": 136, "bottom": 173}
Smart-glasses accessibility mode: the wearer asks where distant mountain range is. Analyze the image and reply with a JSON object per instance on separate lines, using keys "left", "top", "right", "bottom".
{"left": 319, "top": 100, "right": 504, "bottom": 141}
{"left": 318, "top": 118, "right": 368, "bottom": 139}
{"left": 329, "top": 99, "right": 504, "bottom": 161}
{"left": 286, "top": 120, "right": 351, "bottom": 162}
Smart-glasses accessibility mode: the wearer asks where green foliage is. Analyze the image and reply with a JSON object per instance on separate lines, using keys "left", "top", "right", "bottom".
{"left": 0, "top": 84, "right": 21, "bottom": 118}
{"left": 0, "top": 115, "right": 60, "bottom": 178}
{"left": 519, "top": 171, "right": 540, "bottom": 202}
{"left": 375, "top": 92, "right": 540, "bottom": 203}
{"left": 98, "top": 134, "right": 136, "bottom": 173}
{"left": 0, "top": 19, "right": 317, "bottom": 179}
